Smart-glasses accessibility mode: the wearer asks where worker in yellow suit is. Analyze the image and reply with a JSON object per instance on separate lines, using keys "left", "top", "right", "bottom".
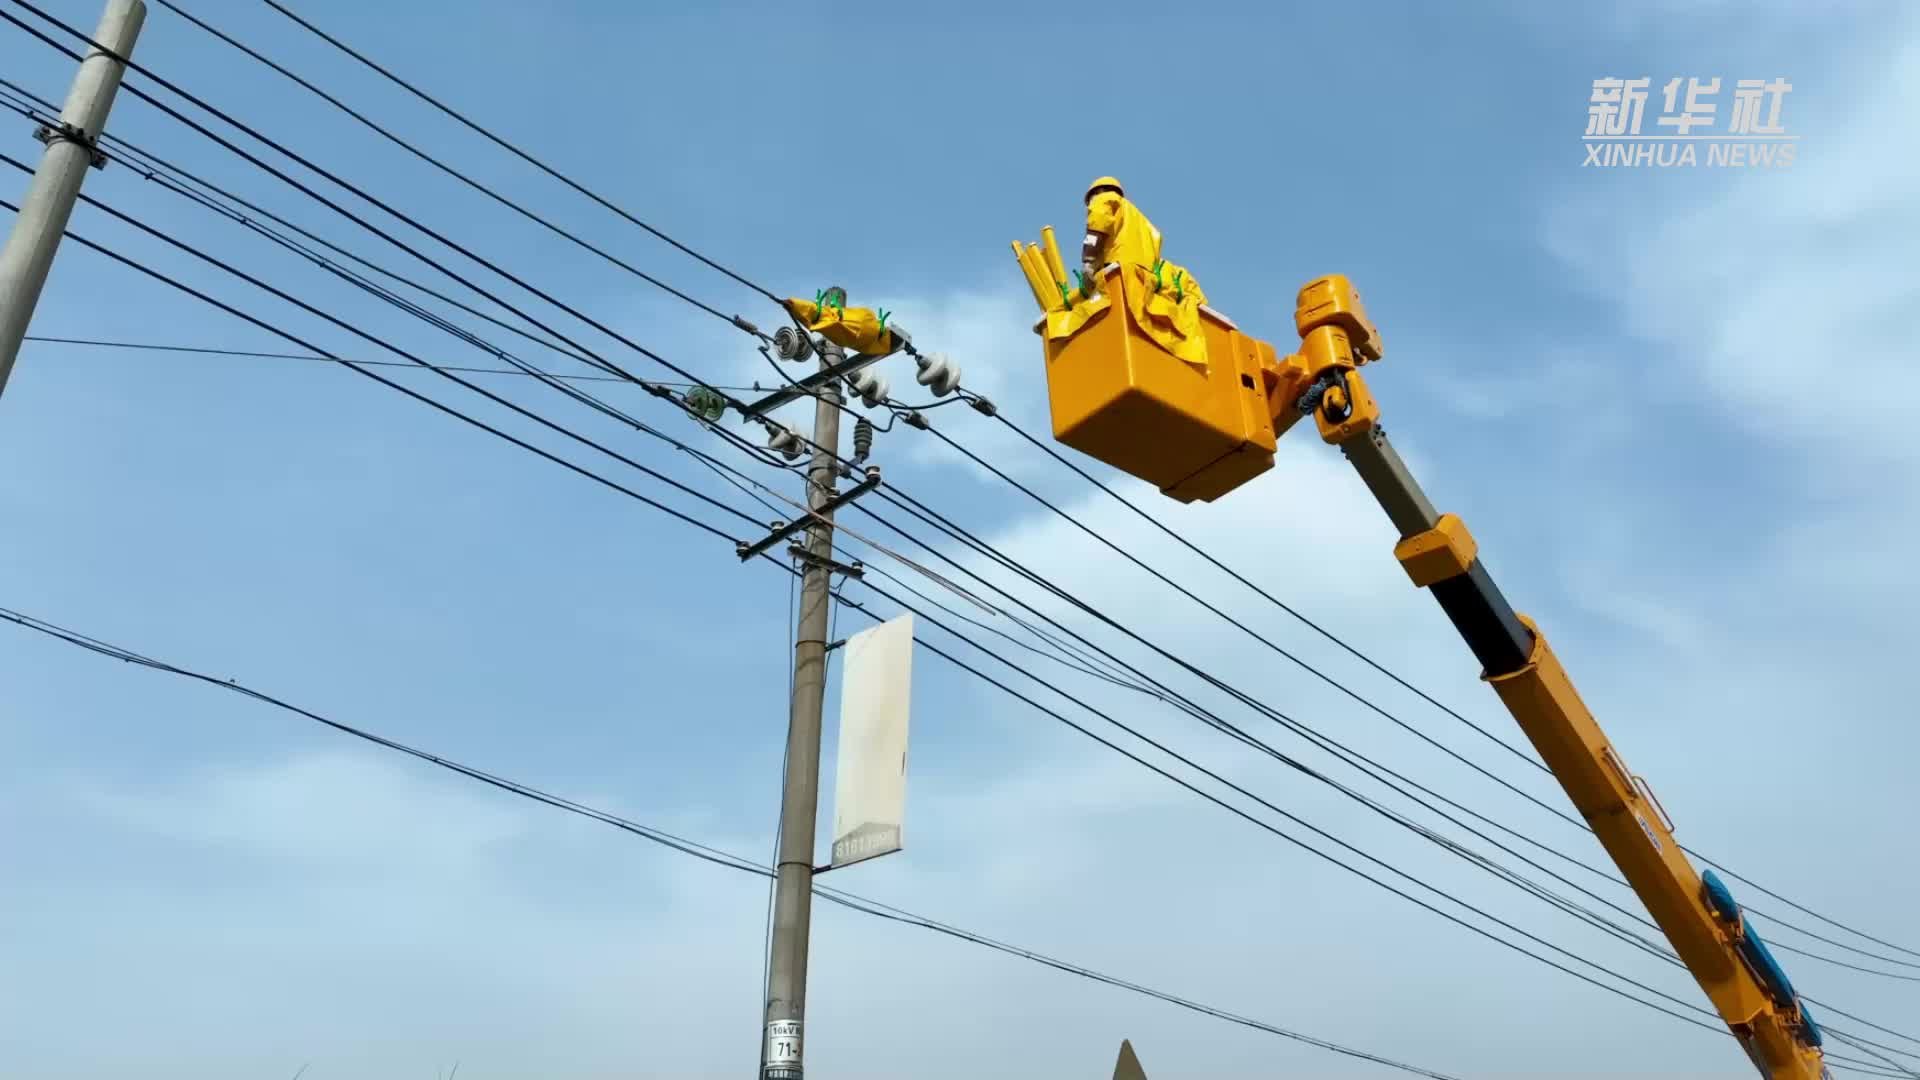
{"left": 1015, "top": 179, "right": 1210, "bottom": 368}
{"left": 1080, "top": 176, "right": 1209, "bottom": 367}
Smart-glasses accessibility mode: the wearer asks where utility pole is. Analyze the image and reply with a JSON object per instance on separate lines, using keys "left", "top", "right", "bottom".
{"left": 0, "top": 0, "right": 146, "bottom": 405}
{"left": 761, "top": 340, "right": 846, "bottom": 1080}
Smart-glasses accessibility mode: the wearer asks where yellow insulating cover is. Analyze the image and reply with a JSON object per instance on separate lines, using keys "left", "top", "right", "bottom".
{"left": 1039, "top": 262, "right": 1277, "bottom": 504}
{"left": 1085, "top": 191, "right": 1161, "bottom": 269}
{"left": 1018, "top": 244, "right": 1062, "bottom": 310}
{"left": 1046, "top": 292, "right": 1110, "bottom": 340}
{"left": 1039, "top": 226, "right": 1069, "bottom": 285}
{"left": 1121, "top": 260, "right": 1209, "bottom": 367}
{"left": 1012, "top": 241, "right": 1058, "bottom": 311}
{"left": 1081, "top": 192, "right": 1208, "bottom": 368}
{"left": 784, "top": 297, "right": 899, "bottom": 356}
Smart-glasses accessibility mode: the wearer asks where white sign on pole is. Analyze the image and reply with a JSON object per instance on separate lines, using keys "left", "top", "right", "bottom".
{"left": 830, "top": 613, "right": 913, "bottom": 868}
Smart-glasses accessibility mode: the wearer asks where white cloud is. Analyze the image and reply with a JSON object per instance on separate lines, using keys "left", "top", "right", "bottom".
{"left": 65, "top": 751, "right": 526, "bottom": 876}
{"left": 1545, "top": 25, "right": 1920, "bottom": 466}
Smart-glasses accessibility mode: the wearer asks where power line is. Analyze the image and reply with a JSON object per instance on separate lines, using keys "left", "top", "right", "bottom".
{"left": 0, "top": 75, "right": 622, "bottom": 381}
{"left": 683, "top": 441, "right": 1735, "bottom": 1022}
{"left": 8, "top": 1, "right": 1907, "bottom": 1037}
{"left": 866, "top": 488, "right": 1691, "bottom": 928}
{"left": 8, "top": 178, "right": 1731, "bottom": 1042}
{"left": 0, "top": 165, "right": 772, "bottom": 544}
{"left": 1828, "top": 1028, "right": 1920, "bottom": 1080}
{"left": 646, "top": 388, "right": 1721, "bottom": 987}
{"left": 703, "top": 463, "right": 1751, "bottom": 984}
{"left": 12, "top": 24, "right": 1617, "bottom": 949}
{"left": 99, "top": 83, "right": 1911, "bottom": 1013}
{"left": 0, "top": 4, "right": 748, "bottom": 412}
{"left": 54, "top": 132, "right": 1920, "bottom": 1057}
{"left": 675, "top": 434, "right": 1711, "bottom": 989}
{"left": 860, "top": 560, "right": 1169, "bottom": 698}
{"left": 148, "top": 0, "right": 769, "bottom": 338}
{"left": 122, "top": 0, "right": 1911, "bottom": 965}
{"left": 7, "top": 57, "right": 874, "bottom": 523}
{"left": 832, "top": 584, "right": 1747, "bottom": 1035}
{"left": 925, "top": 415, "right": 1920, "bottom": 974}
{"left": 0, "top": 32, "right": 849, "bottom": 497}
{"left": 824, "top": 501, "right": 1920, "bottom": 983}
{"left": 0, "top": 79, "right": 828, "bottom": 492}
{"left": 44, "top": 136, "right": 813, "bottom": 490}
{"left": 0, "top": 604, "right": 1469, "bottom": 1080}
{"left": 0, "top": 92, "right": 756, "bottom": 469}
{"left": 980, "top": 414, "right": 1920, "bottom": 970}
{"left": 133, "top": 0, "right": 1914, "bottom": 971}
{"left": 834, "top": 532, "right": 1920, "bottom": 996}
{"left": 252, "top": 0, "right": 781, "bottom": 305}
{"left": 1805, "top": 1000, "right": 1920, "bottom": 1052}
{"left": 834, "top": 577, "right": 1916, "bottom": 1069}
{"left": 0, "top": 195, "right": 751, "bottom": 547}
{"left": 1828, "top": 1056, "right": 1913, "bottom": 1078}
{"left": 810, "top": 486, "right": 1920, "bottom": 1042}
{"left": 29, "top": 190, "right": 1909, "bottom": 1060}
{"left": 21, "top": 335, "right": 763, "bottom": 391}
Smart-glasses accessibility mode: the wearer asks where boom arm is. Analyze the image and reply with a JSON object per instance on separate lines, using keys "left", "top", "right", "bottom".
{"left": 1273, "top": 276, "right": 1830, "bottom": 1080}
{"left": 1015, "top": 184, "right": 1830, "bottom": 1076}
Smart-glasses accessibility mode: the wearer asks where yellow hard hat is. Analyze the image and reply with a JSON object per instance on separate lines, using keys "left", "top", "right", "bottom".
{"left": 1085, "top": 176, "right": 1124, "bottom": 204}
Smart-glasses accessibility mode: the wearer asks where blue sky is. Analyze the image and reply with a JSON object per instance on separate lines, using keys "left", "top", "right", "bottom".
{"left": 1, "top": 1, "right": 1916, "bottom": 1078}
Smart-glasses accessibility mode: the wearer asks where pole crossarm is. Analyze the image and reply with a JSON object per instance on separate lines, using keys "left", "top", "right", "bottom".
{"left": 736, "top": 466, "right": 881, "bottom": 561}
{"left": 785, "top": 543, "right": 865, "bottom": 579}
{"left": 743, "top": 349, "right": 885, "bottom": 417}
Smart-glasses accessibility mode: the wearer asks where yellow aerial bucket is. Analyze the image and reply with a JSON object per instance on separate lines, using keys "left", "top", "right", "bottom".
{"left": 1038, "top": 262, "right": 1280, "bottom": 503}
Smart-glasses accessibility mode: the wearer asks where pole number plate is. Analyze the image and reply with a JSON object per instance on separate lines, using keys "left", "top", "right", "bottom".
{"left": 766, "top": 1020, "right": 802, "bottom": 1067}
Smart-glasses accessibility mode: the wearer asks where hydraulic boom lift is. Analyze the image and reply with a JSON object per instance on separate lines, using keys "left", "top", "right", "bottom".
{"left": 1013, "top": 178, "right": 1830, "bottom": 1080}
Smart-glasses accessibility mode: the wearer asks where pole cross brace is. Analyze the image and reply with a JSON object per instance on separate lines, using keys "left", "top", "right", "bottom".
{"left": 786, "top": 543, "right": 865, "bottom": 579}
{"left": 743, "top": 349, "right": 885, "bottom": 417}
{"left": 33, "top": 122, "right": 108, "bottom": 169}
{"left": 735, "top": 466, "right": 882, "bottom": 561}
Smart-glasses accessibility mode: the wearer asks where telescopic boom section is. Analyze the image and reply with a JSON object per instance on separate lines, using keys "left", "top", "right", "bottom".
{"left": 1271, "top": 277, "right": 1827, "bottom": 1080}
{"left": 1015, "top": 188, "right": 1831, "bottom": 1078}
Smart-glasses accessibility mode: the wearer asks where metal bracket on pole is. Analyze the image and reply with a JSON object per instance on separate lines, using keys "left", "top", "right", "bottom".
{"left": 785, "top": 543, "right": 865, "bottom": 580}
{"left": 736, "top": 466, "right": 882, "bottom": 561}
{"left": 33, "top": 123, "right": 107, "bottom": 170}
{"left": 743, "top": 350, "right": 886, "bottom": 417}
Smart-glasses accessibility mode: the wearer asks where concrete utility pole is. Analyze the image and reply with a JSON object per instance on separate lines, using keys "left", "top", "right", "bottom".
{"left": 0, "top": 0, "right": 146, "bottom": 405}
{"left": 761, "top": 341, "right": 846, "bottom": 1080}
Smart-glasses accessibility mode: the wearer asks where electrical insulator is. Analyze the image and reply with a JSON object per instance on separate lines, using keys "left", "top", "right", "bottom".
{"left": 852, "top": 416, "right": 875, "bottom": 463}
{"left": 916, "top": 352, "right": 961, "bottom": 397}
{"left": 767, "top": 423, "right": 804, "bottom": 461}
{"left": 846, "top": 367, "right": 889, "bottom": 409}
{"left": 772, "top": 325, "right": 814, "bottom": 362}
{"left": 684, "top": 385, "right": 726, "bottom": 421}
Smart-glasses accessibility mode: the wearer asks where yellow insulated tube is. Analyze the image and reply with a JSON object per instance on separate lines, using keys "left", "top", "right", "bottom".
{"left": 1013, "top": 241, "right": 1060, "bottom": 310}
{"left": 1039, "top": 225, "right": 1069, "bottom": 286}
